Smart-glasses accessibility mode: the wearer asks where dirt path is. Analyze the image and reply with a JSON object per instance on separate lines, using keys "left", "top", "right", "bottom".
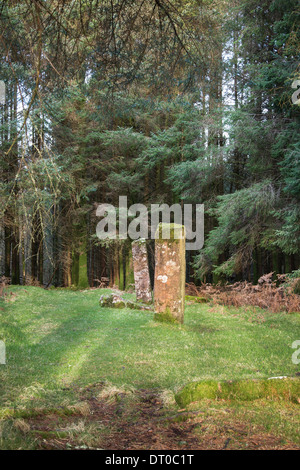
{"left": 26, "top": 387, "right": 299, "bottom": 450}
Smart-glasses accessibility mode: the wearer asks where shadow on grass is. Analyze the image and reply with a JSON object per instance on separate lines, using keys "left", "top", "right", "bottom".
{"left": 1, "top": 287, "right": 299, "bottom": 410}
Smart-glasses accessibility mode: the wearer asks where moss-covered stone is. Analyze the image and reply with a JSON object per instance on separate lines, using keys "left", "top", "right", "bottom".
{"left": 175, "top": 378, "right": 300, "bottom": 407}
{"left": 154, "top": 308, "right": 180, "bottom": 324}
{"left": 185, "top": 295, "right": 207, "bottom": 304}
{"left": 99, "top": 293, "right": 126, "bottom": 309}
{"left": 127, "top": 299, "right": 153, "bottom": 311}
{"left": 99, "top": 292, "right": 153, "bottom": 311}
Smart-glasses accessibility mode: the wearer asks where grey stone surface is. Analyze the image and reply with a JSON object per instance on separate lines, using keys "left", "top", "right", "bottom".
{"left": 132, "top": 239, "right": 152, "bottom": 304}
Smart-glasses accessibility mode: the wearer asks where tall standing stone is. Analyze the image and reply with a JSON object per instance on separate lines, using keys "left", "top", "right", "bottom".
{"left": 154, "top": 223, "right": 186, "bottom": 323}
{"left": 132, "top": 239, "right": 152, "bottom": 304}
{"left": 0, "top": 220, "right": 5, "bottom": 277}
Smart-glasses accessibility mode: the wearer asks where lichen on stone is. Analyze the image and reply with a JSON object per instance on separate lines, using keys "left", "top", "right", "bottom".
{"left": 99, "top": 292, "right": 153, "bottom": 311}
{"left": 132, "top": 239, "right": 152, "bottom": 304}
{"left": 154, "top": 223, "right": 186, "bottom": 324}
{"left": 99, "top": 293, "right": 126, "bottom": 309}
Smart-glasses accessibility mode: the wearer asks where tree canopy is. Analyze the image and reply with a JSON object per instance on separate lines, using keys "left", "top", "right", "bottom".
{"left": 0, "top": 0, "right": 299, "bottom": 287}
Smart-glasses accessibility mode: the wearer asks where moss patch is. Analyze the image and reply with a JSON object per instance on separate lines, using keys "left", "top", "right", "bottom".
{"left": 185, "top": 295, "right": 207, "bottom": 304}
{"left": 155, "top": 223, "right": 185, "bottom": 243}
{"left": 175, "top": 378, "right": 300, "bottom": 407}
{"left": 154, "top": 307, "right": 181, "bottom": 324}
{"left": 0, "top": 406, "right": 79, "bottom": 420}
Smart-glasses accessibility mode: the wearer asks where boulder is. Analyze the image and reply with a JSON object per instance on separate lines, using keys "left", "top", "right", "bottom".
{"left": 99, "top": 292, "right": 153, "bottom": 311}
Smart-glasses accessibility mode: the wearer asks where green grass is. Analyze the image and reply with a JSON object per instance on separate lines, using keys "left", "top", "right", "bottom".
{"left": 0, "top": 286, "right": 299, "bottom": 411}
{"left": 0, "top": 286, "right": 299, "bottom": 450}
{"left": 183, "top": 398, "right": 300, "bottom": 449}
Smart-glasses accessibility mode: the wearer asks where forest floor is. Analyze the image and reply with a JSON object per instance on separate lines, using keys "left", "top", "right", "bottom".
{"left": 0, "top": 286, "right": 299, "bottom": 450}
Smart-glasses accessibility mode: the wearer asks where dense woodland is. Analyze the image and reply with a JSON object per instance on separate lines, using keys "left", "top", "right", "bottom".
{"left": 0, "top": 0, "right": 299, "bottom": 288}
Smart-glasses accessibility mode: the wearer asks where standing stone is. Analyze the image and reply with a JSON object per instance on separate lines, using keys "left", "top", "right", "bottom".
{"left": 154, "top": 223, "right": 186, "bottom": 323}
{"left": 132, "top": 239, "right": 152, "bottom": 304}
{"left": 0, "top": 220, "right": 5, "bottom": 277}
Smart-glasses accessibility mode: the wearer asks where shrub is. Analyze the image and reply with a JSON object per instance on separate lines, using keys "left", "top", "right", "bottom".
{"left": 186, "top": 273, "right": 300, "bottom": 313}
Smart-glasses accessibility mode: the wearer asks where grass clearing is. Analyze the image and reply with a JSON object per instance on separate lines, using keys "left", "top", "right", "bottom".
{"left": 0, "top": 286, "right": 299, "bottom": 449}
